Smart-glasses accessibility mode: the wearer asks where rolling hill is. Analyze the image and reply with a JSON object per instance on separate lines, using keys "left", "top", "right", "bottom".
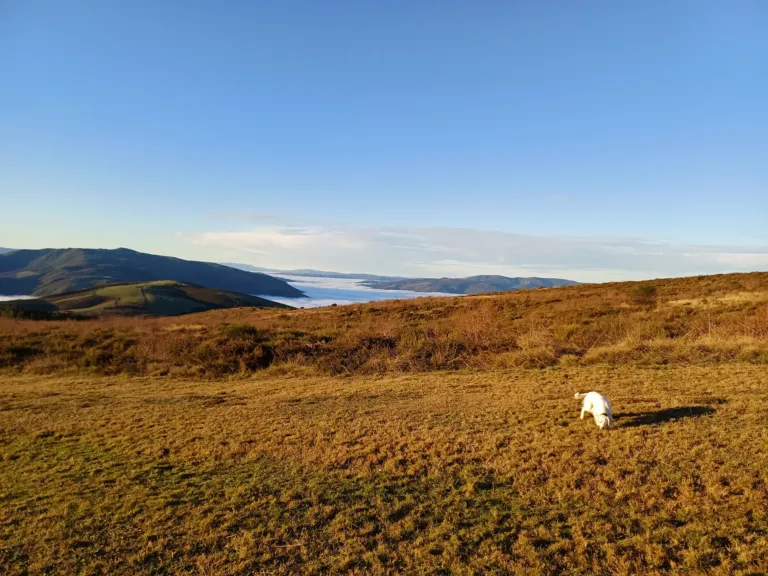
{"left": 362, "top": 275, "right": 579, "bottom": 294}
{"left": 2, "top": 281, "right": 290, "bottom": 317}
{"left": 4, "top": 269, "right": 765, "bottom": 375}
{"left": 3, "top": 272, "right": 768, "bottom": 573}
{"left": 0, "top": 298, "right": 62, "bottom": 320}
{"left": 0, "top": 248, "right": 305, "bottom": 298}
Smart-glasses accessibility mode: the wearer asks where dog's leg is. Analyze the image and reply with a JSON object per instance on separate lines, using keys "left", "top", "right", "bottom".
{"left": 580, "top": 407, "right": 585, "bottom": 419}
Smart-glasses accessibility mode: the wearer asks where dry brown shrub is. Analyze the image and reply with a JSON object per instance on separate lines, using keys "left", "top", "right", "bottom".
{"left": 0, "top": 271, "right": 767, "bottom": 377}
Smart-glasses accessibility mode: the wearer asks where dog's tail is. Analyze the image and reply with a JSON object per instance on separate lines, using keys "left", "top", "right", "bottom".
{"left": 574, "top": 392, "right": 588, "bottom": 400}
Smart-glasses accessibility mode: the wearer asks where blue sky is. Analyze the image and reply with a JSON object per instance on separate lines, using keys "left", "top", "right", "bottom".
{"left": 1, "top": 1, "right": 766, "bottom": 281}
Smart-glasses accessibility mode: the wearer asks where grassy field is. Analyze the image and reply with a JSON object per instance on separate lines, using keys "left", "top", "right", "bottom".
{"left": 2, "top": 365, "right": 767, "bottom": 575}
{"left": 2, "top": 272, "right": 768, "bottom": 574}
{"left": 0, "top": 281, "right": 288, "bottom": 320}
{"left": 46, "top": 281, "right": 289, "bottom": 316}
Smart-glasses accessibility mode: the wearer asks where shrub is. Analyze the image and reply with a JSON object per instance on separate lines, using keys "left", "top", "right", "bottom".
{"left": 221, "top": 324, "right": 263, "bottom": 341}
{"left": 1, "top": 271, "right": 767, "bottom": 377}
{"left": 630, "top": 284, "right": 658, "bottom": 306}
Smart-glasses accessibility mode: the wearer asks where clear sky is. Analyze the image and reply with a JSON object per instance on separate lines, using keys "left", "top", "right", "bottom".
{"left": 1, "top": 1, "right": 766, "bottom": 281}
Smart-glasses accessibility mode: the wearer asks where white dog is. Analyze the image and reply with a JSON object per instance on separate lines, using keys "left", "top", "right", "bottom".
{"left": 575, "top": 392, "right": 613, "bottom": 429}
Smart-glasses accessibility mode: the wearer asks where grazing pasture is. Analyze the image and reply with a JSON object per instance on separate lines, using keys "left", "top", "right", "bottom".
{"left": 2, "top": 272, "right": 768, "bottom": 574}
{"left": 2, "top": 366, "right": 767, "bottom": 575}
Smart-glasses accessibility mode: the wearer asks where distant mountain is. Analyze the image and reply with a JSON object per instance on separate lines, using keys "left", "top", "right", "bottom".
{"left": 222, "top": 263, "right": 404, "bottom": 282}
{"left": 0, "top": 248, "right": 14, "bottom": 254}
{"left": 0, "top": 248, "right": 305, "bottom": 298}
{"left": 362, "top": 275, "right": 579, "bottom": 295}
{"left": 287, "top": 269, "right": 406, "bottom": 281}
{"left": 222, "top": 262, "right": 269, "bottom": 273}
{"left": 1, "top": 281, "right": 290, "bottom": 318}
{"left": 220, "top": 263, "right": 578, "bottom": 295}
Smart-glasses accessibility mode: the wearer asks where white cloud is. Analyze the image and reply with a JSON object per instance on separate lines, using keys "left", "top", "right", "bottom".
{"left": 186, "top": 228, "right": 363, "bottom": 255}
{"left": 181, "top": 225, "right": 768, "bottom": 282}
{"left": 710, "top": 252, "right": 768, "bottom": 268}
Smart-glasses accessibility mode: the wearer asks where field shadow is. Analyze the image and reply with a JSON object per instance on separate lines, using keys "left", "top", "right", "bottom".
{"left": 617, "top": 406, "right": 716, "bottom": 428}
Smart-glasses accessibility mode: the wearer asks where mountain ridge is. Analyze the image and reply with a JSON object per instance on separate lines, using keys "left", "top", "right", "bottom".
{"left": 0, "top": 248, "right": 305, "bottom": 298}
{"left": 362, "top": 275, "right": 579, "bottom": 294}
{"left": 221, "top": 263, "right": 578, "bottom": 293}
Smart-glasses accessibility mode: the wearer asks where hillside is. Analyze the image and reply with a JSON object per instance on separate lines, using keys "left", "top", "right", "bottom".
{"left": 3, "top": 272, "right": 768, "bottom": 574}
{"left": 1, "top": 271, "right": 766, "bottom": 376}
{"left": 0, "top": 298, "right": 63, "bottom": 320}
{"left": 37, "top": 281, "right": 288, "bottom": 316}
{"left": 0, "top": 248, "right": 304, "bottom": 298}
{"left": 363, "top": 274, "right": 579, "bottom": 294}
{"left": 0, "top": 248, "right": 14, "bottom": 254}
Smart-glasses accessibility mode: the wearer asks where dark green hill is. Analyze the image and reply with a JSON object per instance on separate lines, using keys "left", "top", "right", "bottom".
{"left": 0, "top": 248, "right": 304, "bottom": 298}
{"left": 362, "top": 275, "right": 579, "bottom": 294}
{"left": 34, "top": 281, "right": 290, "bottom": 316}
{"left": 0, "top": 298, "right": 64, "bottom": 320}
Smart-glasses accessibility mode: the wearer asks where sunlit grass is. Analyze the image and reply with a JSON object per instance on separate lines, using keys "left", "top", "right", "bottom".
{"left": 2, "top": 272, "right": 768, "bottom": 573}
{"left": 1, "top": 271, "right": 767, "bottom": 377}
{"left": 1, "top": 365, "right": 767, "bottom": 574}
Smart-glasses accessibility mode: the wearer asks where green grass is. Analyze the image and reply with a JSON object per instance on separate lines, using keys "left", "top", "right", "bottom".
{"left": 1, "top": 365, "right": 767, "bottom": 574}
{"left": 41, "top": 281, "right": 290, "bottom": 317}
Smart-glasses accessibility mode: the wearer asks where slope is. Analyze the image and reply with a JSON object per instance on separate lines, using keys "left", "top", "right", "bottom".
{"left": 42, "top": 281, "right": 290, "bottom": 316}
{"left": 2, "top": 271, "right": 767, "bottom": 376}
{"left": 0, "top": 248, "right": 304, "bottom": 298}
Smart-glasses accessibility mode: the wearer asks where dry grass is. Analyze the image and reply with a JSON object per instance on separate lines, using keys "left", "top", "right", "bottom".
{"left": 1, "top": 272, "right": 768, "bottom": 378}
{"left": 667, "top": 291, "right": 768, "bottom": 308}
{"left": 2, "top": 365, "right": 767, "bottom": 575}
{"left": 2, "top": 272, "right": 768, "bottom": 573}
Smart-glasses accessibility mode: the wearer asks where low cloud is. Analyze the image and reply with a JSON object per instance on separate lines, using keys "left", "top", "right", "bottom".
{"left": 189, "top": 228, "right": 363, "bottom": 255}
{"left": 183, "top": 225, "right": 768, "bottom": 282}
